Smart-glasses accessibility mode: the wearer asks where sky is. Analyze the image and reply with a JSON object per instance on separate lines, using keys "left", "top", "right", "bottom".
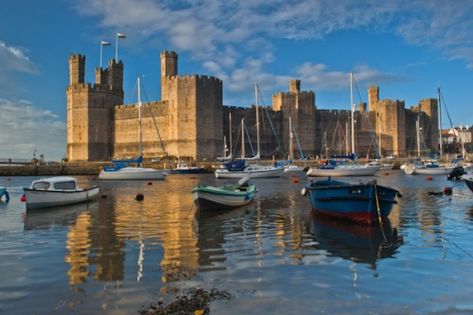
{"left": 1, "top": 0, "right": 473, "bottom": 160}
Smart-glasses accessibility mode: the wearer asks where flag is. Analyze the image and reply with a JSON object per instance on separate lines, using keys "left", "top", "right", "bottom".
{"left": 117, "top": 32, "right": 126, "bottom": 38}
{"left": 100, "top": 40, "right": 111, "bottom": 46}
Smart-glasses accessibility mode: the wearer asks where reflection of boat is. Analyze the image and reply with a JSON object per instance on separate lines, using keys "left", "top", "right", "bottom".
{"left": 309, "top": 214, "right": 402, "bottom": 267}
{"left": 192, "top": 177, "right": 256, "bottom": 210}
{"left": 23, "top": 177, "right": 99, "bottom": 210}
{"left": 463, "top": 174, "right": 473, "bottom": 193}
{"left": 171, "top": 162, "right": 204, "bottom": 174}
{"left": 24, "top": 202, "right": 95, "bottom": 230}
{"left": 301, "top": 178, "right": 401, "bottom": 224}
{"left": 99, "top": 76, "right": 167, "bottom": 181}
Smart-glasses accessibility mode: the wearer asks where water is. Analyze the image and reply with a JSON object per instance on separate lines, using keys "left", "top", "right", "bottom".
{"left": 1, "top": 172, "right": 473, "bottom": 314}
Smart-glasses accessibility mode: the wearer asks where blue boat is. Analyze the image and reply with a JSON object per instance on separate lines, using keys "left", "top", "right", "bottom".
{"left": 301, "top": 178, "right": 401, "bottom": 224}
{"left": 0, "top": 186, "right": 9, "bottom": 202}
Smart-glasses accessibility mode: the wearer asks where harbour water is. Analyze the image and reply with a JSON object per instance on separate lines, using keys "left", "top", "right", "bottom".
{"left": 1, "top": 172, "right": 473, "bottom": 314}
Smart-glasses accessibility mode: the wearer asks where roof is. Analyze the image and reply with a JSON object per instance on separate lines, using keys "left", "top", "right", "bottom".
{"left": 32, "top": 176, "right": 77, "bottom": 184}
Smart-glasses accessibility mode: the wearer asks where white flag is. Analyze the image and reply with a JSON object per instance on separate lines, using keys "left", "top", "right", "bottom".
{"left": 101, "top": 40, "right": 111, "bottom": 46}
{"left": 117, "top": 32, "right": 126, "bottom": 38}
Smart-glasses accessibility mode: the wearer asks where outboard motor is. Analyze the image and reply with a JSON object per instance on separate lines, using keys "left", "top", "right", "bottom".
{"left": 447, "top": 166, "right": 466, "bottom": 181}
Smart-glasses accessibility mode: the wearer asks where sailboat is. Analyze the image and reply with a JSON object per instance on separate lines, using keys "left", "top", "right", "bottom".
{"left": 215, "top": 84, "right": 283, "bottom": 179}
{"left": 284, "top": 116, "right": 304, "bottom": 172}
{"left": 99, "top": 76, "right": 168, "bottom": 180}
{"left": 402, "top": 115, "right": 454, "bottom": 175}
{"left": 307, "top": 73, "right": 381, "bottom": 177}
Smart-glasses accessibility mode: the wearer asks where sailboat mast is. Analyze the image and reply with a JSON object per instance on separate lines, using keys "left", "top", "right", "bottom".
{"left": 241, "top": 118, "right": 245, "bottom": 158}
{"left": 229, "top": 113, "right": 233, "bottom": 157}
{"left": 137, "top": 76, "right": 143, "bottom": 159}
{"left": 255, "top": 84, "right": 260, "bottom": 158}
{"left": 350, "top": 72, "right": 355, "bottom": 155}
{"left": 289, "top": 116, "right": 294, "bottom": 160}
{"left": 416, "top": 116, "right": 421, "bottom": 157}
{"left": 437, "top": 87, "right": 443, "bottom": 158}
{"left": 378, "top": 113, "right": 382, "bottom": 158}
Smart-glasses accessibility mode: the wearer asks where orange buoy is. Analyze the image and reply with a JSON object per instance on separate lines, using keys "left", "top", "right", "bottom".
{"left": 20, "top": 194, "right": 26, "bottom": 202}
{"left": 292, "top": 178, "right": 300, "bottom": 183}
{"left": 427, "top": 176, "right": 433, "bottom": 181}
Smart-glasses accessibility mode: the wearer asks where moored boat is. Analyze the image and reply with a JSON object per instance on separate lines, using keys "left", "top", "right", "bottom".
{"left": 463, "top": 174, "right": 473, "bottom": 193}
{"left": 23, "top": 177, "right": 99, "bottom": 210}
{"left": 99, "top": 161, "right": 168, "bottom": 180}
{"left": 171, "top": 163, "right": 204, "bottom": 174}
{"left": 0, "top": 186, "right": 10, "bottom": 202}
{"left": 307, "top": 164, "right": 381, "bottom": 177}
{"left": 284, "top": 164, "right": 305, "bottom": 172}
{"left": 301, "top": 178, "right": 401, "bottom": 224}
{"left": 192, "top": 177, "right": 256, "bottom": 210}
{"left": 402, "top": 159, "right": 454, "bottom": 175}
{"left": 215, "top": 160, "right": 283, "bottom": 179}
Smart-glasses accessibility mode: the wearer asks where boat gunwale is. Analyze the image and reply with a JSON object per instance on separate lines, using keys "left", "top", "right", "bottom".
{"left": 23, "top": 185, "right": 99, "bottom": 193}
{"left": 192, "top": 184, "right": 256, "bottom": 196}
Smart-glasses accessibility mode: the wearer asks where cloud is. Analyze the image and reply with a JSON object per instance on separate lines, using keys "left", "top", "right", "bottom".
{"left": 0, "top": 41, "right": 37, "bottom": 74}
{"left": 75, "top": 0, "right": 473, "bottom": 105}
{"left": 0, "top": 99, "right": 66, "bottom": 160}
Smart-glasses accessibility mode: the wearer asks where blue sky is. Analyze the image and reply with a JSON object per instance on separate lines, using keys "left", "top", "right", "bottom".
{"left": 1, "top": 0, "right": 473, "bottom": 159}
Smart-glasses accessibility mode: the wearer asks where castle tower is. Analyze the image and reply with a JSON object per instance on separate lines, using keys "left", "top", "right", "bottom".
{"left": 160, "top": 51, "right": 178, "bottom": 101}
{"left": 368, "top": 86, "right": 379, "bottom": 111}
{"left": 67, "top": 54, "right": 124, "bottom": 161}
{"left": 69, "top": 54, "right": 85, "bottom": 85}
{"left": 272, "top": 80, "right": 316, "bottom": 158}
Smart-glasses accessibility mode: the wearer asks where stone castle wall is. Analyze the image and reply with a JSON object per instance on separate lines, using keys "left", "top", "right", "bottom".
{"left": 66, "top": 51, "right": 440, "bottom": 161}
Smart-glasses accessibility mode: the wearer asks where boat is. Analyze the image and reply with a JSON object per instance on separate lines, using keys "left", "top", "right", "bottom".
{"left": 403, "top": 159, "right": 455, "bottom": 175}
{"left": 171, "top": 162, "right": 204, "bottom": 174}
{"left": 215, "top": 84, "right": 283, "bottom": 179}
{"left": 301, "top": 177, "right": 401, "bottom": 224}
{"left": 283, "top": 116, "right": 305, "bottom": 172}
{"left": 99, "top": 76, "right": 167, "bottom": 180}
{"left": 23, "top": 177, "right": 99, "bottom": 210}
{"left": 306, "top": 73, "right": 380, "bottom": 177}
{"left": 192, "top": 176, "right": 256, "bottom": 210}
{"left": 463, "top": 174, "right": 473, "bottom": 192}
{"left": 0, "top": 186, "right": 10, "bottom": 202}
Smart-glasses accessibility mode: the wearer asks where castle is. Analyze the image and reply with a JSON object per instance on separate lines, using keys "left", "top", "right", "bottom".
{"left": 66, "top": 51, "right": 439, "bottom": 161}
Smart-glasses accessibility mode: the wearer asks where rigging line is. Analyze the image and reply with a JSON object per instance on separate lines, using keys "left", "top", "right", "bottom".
{"left": 257, "top": 85, "right": 284, "bottom": 155}
{"left": 233, "top": 122, "right": 242, "bottom": 156}
{"left": 291, "top": 123, "right": 305, "bottom": 159}
{"left": 244, "top": 121, "right": 256, "bottom": 156}
{"left": 141, "top": 86, "right": 167, "bottom": 155}
{"left": 440, "top": 92, "right": 455, "bottom": 133}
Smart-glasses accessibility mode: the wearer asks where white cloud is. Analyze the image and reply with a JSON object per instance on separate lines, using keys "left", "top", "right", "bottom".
{"left": 0, "top": 99, "right": 66, "bottom": 160}
{"left": 0, "top": 41, "right": 37, "bottom": 74}
{"left": 75, "top": 0, "right": 473, "bottom": 104}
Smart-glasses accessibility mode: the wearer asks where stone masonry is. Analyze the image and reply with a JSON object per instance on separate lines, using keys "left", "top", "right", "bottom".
{"left": 66, "top": 50, "right": 440, "bottom": 161}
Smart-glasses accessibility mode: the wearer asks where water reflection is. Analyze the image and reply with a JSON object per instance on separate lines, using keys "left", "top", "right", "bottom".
{"left": 308, "top": 214, "right": 403, "bottom": 269}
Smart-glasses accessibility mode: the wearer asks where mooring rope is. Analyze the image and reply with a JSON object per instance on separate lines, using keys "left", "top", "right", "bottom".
{"left": 374, "top": 183, "right": 388, "bottom": 243}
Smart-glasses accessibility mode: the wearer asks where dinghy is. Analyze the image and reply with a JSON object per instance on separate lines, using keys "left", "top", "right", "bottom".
{"left": 192, "top": 176, "right": 256, "bottom": 210}
{"left": 301, "top": 178, "right": 401, "bottom": 224}
{"left": 23, "top": 177, "right": 99, "bottom": 210}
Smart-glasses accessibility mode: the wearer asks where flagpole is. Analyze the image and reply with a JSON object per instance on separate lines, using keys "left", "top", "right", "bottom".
{"left": 100, "top": 43, "right": 103, "bottom": 68}
{"left": 115, "top": 33, "right": 118, "bottom": 61}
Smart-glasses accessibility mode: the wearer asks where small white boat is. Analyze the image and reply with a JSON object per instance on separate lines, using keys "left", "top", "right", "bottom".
{"left": 99, "top": 166, "right": 167, "bottom": 180}
{"left": 307, "top": 164, "right": 381, "bottom": 177}
{"left": 192, "top": 176, "right": 256, "bottom": 210}
{"left": 283, "top": 164, "right": 305, "bottom": 172}
{"left": 402, "top": 160, "right": 455, "bottom": 175}
{"left": 215, "top": 163, "right": 283, "bottom": 179}
{"left": 23, "top": 177, "right": 99, "bottom": 210}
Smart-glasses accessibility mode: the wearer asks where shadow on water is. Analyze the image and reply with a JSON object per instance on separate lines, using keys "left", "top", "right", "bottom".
{"left": 308, "top": 213, "right": 403, "bottom": 269}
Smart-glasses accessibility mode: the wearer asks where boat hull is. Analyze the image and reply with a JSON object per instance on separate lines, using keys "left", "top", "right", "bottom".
{"left": 172, "top": 168, "right": 205, "bottom": 174}
{"left": 192, "top": 185, "right": 256, "bottom": 210}
{"left": 304, "top": 180, "right": 399, "bottom": 224}
{"left": 24, "top": 186, "right": 99, "bottom": 210}
{"left": 215, "top": 167, "right": 283, "bottom": 179}
{"left": 307, "top": 165, "right": 381, "bottom": 177}
{"left": 403, "top": 166, "right": 454, "bottom": 175}
{"left": 99, "top": 167, "right": 167, "bottom": 180}
{"left": 463, "top": 175, "right": 473, "bottom": 192}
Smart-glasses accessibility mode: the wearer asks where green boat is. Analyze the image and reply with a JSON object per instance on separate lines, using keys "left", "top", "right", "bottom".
{"left": 192, "top": 177, "right": 256, "bottom": 210}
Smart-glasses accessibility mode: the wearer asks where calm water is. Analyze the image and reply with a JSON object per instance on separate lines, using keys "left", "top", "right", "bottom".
{"left": 1, "top": 172, "right": 473, "bottom": 314}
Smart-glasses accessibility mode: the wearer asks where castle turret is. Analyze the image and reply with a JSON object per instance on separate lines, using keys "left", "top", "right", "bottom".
{"left": 108, "top": 59, "right": 124, "bottom": 93}
{"left": 160, "top": 51, "right": 178, "bottom": 101}
{"left": 368, "top": 86, "right": 379, "bottom": 111}
{"left": 289, "top": 79, "right": 300, "bottom": 94}
{"left": 95, "top": 67, "right": 109, "bottom": 86}
{"left": 69, "top": 54, "right": 85, "bottom": 85}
